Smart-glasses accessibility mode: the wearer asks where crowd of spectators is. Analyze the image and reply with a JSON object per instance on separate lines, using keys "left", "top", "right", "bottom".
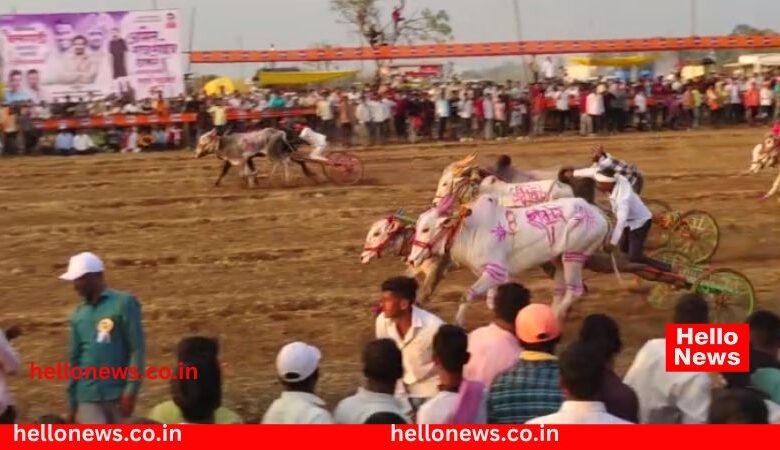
{"left": 2, "top": 253, "right": 779, "bottom": 425}
{"left": 2, "top": 68, "right": 780, "bottom": 156}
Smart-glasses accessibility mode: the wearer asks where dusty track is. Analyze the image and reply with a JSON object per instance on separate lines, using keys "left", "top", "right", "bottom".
{"left": 2, "top": 128, "right": 779, "bottom": 422}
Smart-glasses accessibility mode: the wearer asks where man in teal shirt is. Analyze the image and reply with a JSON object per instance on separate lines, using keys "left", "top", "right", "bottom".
{"left": 60, "top": 252, "right": 145, "bottom": 424}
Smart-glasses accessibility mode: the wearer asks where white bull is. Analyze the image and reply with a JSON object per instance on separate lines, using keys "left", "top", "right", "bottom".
{"left": 747, "top": 135, "right": 780, "bottom": 200}
{"left": 407, "top": 194, "right": 608, "bottom": 325}
{"left": 432, "top": 153, "right": 572, "bottom": 207}
{"left": 360, "top": 216, "right": 449, "bottom": 302}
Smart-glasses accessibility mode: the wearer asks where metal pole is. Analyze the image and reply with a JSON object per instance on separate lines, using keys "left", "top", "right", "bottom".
{"left": 186, "top": 6, "right": 196, "bottom": 75}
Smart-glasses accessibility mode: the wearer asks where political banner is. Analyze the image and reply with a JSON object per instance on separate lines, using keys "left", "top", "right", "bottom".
{"left": 0, "top": 9, "right": 184, "bottom": 104}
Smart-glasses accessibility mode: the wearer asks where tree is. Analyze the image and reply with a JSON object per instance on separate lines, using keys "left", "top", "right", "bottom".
{"left": 330, "top": 0, "right": 452, "bottom": 47}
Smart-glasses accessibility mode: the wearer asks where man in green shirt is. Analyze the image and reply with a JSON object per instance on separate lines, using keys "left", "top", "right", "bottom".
{"left": 60, "top": 252, "right": 145, "bottom": 424}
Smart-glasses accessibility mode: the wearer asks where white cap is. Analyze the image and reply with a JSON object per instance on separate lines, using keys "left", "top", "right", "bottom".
{"left": 276, "top": 342, "right": 321, "bottom": 382}
{"left": 59, "top": 252, "right": 104, "bottom": 281}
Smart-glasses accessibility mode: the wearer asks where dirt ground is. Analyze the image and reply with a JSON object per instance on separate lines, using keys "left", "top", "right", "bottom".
{"left": 2, "top": 128, "right": 779, "bottom": 423}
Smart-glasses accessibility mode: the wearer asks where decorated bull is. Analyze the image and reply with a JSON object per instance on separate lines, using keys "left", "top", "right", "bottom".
{"left": 432, "top": 153, "right": 574, "bottom": 207}
{"left": 195, "top": 128, "right": 313, "bottom": 187}
{"left": 407, "top": 194, "right": 608, "bottom": 325}
{"left": 360, "top": 214, "right": 450, "bottom": 302}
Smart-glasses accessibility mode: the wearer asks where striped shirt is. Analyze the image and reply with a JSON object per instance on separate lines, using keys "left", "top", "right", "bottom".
{"left": 487, "top": 351, "right": 563, "bottom": 424}
{"left": 596, "top": 153, "right": 641, "bottom": 185}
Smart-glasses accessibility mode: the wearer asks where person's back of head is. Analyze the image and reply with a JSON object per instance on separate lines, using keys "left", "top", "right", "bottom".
{"left": 496, "top": 155, "right": 512, "bottom": 169}
{"left": 433, "top": 325, "right": 470, "bottom": 374}
{"left": 559, "top": 341, "right": 606, "bottom": 401}
{"left": 578, "top": 314, "right": 622, "bottom": 364}
{"left": 171, "top": 356, "right": 222, "bottom": 424}
{"left": 747, "top": 310, "right": 780, "bottom": 355}
{"left": 362, "top": 339, "right": 403, "bottom": 388}
{"left": 493, "top": 282, "right": 531, "bottom": 327}
{"left": 708, "top": 388, "right": 768, "bottom": 424}
{"left": 178, "top": 336, "right": 219, "bottom": 362}
{"left": 363, "top": 412, "right": 407, "bottom": 424}
{"left": 673, "top": 293, "right": 709, "bottom": 324}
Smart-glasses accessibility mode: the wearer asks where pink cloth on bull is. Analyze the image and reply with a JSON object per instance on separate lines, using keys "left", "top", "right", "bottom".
{"left": 772, "top": 122, "right": 780, "bottom": 138}
{"left": 448, "top": 380, "right": 486, "bottom": 424}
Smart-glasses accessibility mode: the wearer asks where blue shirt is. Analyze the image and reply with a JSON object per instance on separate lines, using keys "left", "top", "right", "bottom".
{"left": 3, "top": 88, "right": 32, "bottom": 104}
{"left": 55, "top": 132, "right": 74, "bottom": 151}
{"left": 68, "top": 288, "right": 145, "bottom": 407}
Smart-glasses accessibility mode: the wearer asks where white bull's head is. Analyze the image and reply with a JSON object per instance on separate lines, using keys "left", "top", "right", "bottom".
{"left": 194, "top": 129, "right": 220, "bottom": 158}
{"left": 361, "top": 217, "right": 405, "bottom": 264}
{"left": 433, "top": 153, "right": 479, "bottom": 206}
{"left": 750, "top": 136, "right": 779, "bottom": 173}
{"left": 407, "top": 195, "right": 474, "bottom": 268}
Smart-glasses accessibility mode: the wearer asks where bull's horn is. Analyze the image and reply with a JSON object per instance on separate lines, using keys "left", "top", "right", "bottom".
{"left": 453, "top": 152, "right": 478, "bottom": 168}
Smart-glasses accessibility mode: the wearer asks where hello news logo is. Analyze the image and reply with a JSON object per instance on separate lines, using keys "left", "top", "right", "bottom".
{"left": 665, "top": 324, "right": 750, "bottom": 372}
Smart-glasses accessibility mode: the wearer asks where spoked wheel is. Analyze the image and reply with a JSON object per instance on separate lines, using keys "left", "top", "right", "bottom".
{"left": 645, "top": 249, "right": 693, "bottom": 310}
{"left": 322, "top": 151, "right": 364, "bottom": 186}
{"left": 668, "top": 210, "right": 720, "bottom": 264}
{"left": 693, "top": 268, "right": 755, "bottom": 323}
{"left": 645, "top": 199, "right": 674, "bottom": 250}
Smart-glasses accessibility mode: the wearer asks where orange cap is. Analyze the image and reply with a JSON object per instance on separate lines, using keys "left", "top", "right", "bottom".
{"left": 515, "top": 304, "right": 561, "bottom": 344}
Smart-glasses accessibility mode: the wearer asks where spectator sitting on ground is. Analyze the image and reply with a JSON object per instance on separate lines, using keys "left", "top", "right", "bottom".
{"left": 375, "top": 276, "right": 444, "bottom": 412}
{"left": 334, "top": 339, "right": 407, "bottom": 424}
{"left": 73, "top": 129, "right": 99, "bottom": 155}
{"left": 55, "top": 128, "right": 74, "bottom": 156}
{"left": 262, "top": 341, "right": 333, "bottom": 424}
{"left": 708, "top": 388, "right": 769, "bottom": 424}
{"left": 418, "top": 325, "right": 486, "bottom": 424}
{"left": 623, "top": 293, "right": 711, "bottom": 424}
{"left": 578, "top": 313, "right": 639, "bottom": 423}
{"left": 464, "top": 283, "right": 529, "bottom": 386}
{"left": 527, "top": 341, "right": 631, "bottom": 424}
{"left": 747, "top": 310, "right": 780, "bottom": 403}
{"left": 487, "top": 303, "right": 563, "bottom": 424}
{"left": 148, "top": 337, "right": 242, "bottom": 424}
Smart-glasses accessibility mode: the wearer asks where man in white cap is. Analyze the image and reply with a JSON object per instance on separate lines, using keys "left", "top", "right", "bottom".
{"left": 262, "top": 341, "right": 333, "bottom": 424}
{"left": 594, "top": 169, "right": 670, "bottom": 272}
{"left": 60, "top": 252, "right": 145, "bottom": 424}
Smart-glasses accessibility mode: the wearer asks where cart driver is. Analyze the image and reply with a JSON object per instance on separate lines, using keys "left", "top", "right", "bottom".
{"left": 596, "top": 168, "right": 671, "bottom": 273}
{"left": 293, "top": 122, "right": 329, "bottom": 162}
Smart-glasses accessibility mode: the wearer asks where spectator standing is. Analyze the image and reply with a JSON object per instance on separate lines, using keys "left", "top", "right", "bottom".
{"left": 744, "top": 82, "right": 760, "bottom": 126}
{"left": 579, "top": 87, "right": 592, "bottom": 136}
{"left": 435, "top": 91, "right": 450, "bottom": 140}
{"left": 61, "top": 252, "right": 145, "bottom": 424}
{"left": 530, "top": 90, "right": 546, "bottom": 137}
{"left": 355, "top": 97, "right": 372, "bottom": 146}
{"left": 208, "top": 101, "right": 227, "bottom": 135}
{"left": 458, "top": 92, "right": 474, "bottom": 141}
{"left": 337, "top": 94, "right": 354, "bottom": 146}
{"left": 681, "top": 85, "right": 694, "bottom": 128}
{"left": 382, "top": 95, "right": 397, "bottom": 139}
{"left": 774, "top": 79, "right": 780, "bottom": 121}
{"left": 55, "top": 128, "right": 75, "bottom": 155}
{"left": 586, "top": 88, "right": 604, "bottom": 134}
{"left": 393, "top": 92, "right": 408, "bottom": 140}
{"left": 527, "top": 341, "right": 631, "bottom": 424}
{"left": 464, "top": 283, "right": 529, "bottom": 386}
{"left": 707, "top": 84, "right": 722, "bottom": 127}
{"left": 578, "top": 314, "right": 639, "bottom": 422}
{"left": 375, "top": 277, "right": 443, "bottom": 413}
{"left": 263, "top": 342, "right": 333, "bottom": 424}
{"left": 760, "top": 83, "right": 774, "bottom": 125}
{"left": 148, "top": 337, "right": 242, "bottom": 424}
{"left": 316, "top": 93, "right": 335, "bottom": 139}
{"left": 368, "top": 94, "right": 386, "bottom": 145}
{"left": 624, "top": 293, "right": 711, "bottom": 423}
{"left": 334, "top": 339, "right": 407, "bottom": 423}
{"left": 727, "top": 79, "right": 741, "bottom": 124}
{"left": 554, "top": 86, "right": 569, "bottom": 133}
{"left": 0, "top": 325, "right": 20, "bottom": 424}
{"left": 692, "top": 85, "right": 703, "bottom": 128}
{"left": 418, "top": 325, "right": 486, "bottom": 424}
{"left": 634, "top": 89, "right": 648, "bottom": 131}
{"left": 493, "top": 95, "right": 506, "bottom": 139}
{"left": 487, "top": 304, "right": 563, "bottom": 424}
{"left": 482, "top": 94, "right": 494, "bottom": 140}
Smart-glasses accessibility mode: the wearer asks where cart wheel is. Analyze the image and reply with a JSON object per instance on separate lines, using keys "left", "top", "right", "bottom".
{"left": 322, "top": 151, "right": 364, "bottom": 186}
{"left": 645, "top": 249, "right": 692, "bottom": 310}
{"left": 693, "top": 268, "right": 755, "bottom": 323}
{"left": 645, "top": 199, "right": 674, "bottom": 250}
{"left": 668, "top": 210, "right": 720, "bottom": 264}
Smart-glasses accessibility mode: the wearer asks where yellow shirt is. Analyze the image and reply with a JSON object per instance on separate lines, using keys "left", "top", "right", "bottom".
{"left": 208, "top": 106, "right": 227, "bottom": 126}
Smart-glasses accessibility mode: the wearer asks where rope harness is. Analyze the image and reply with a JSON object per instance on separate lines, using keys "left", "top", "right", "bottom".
{"left": 411, "top": 207, "right": 471, "bottom": 259}
{"left": 362, "top": 217, "right": 415, "bottom": 258}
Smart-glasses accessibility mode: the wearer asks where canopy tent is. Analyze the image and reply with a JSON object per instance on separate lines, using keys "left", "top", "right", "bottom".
{"left": 256, "top": 70, "right": 358, "bottom": 86}
{"left": 568, "top": 55, "right": 656, "bottom": 67}
{"left": 203, "top": 77, "right": 250, "bottom": 96}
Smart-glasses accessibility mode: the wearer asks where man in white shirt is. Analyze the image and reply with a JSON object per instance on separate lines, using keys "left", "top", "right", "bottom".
{"left": 464, "top": 283, "right": 528, "bottom": 386}
{"left": 528, "top": 341, "right": 631, "bottom": 424}
{"left": 262, "top": 342, "right": 334, "bottom": 424}
{"left": 0, "top": 326, "right": 21, "bottom": 423}
{"left": 334, "top": 339, "right": 408, "bottom": 423}
{"left": 624, "top": 293, "right": 712, "bottom": 424}
{"left": 418, "top": 325, "right": 487, "bottom": 424}
{"left": 595, "top": 168, "right": 669, "bottom": 271}
{"left": 375, "top": 276, "right": 443, "bottom": 411}
{"left": 541, "top": 57, "right": 555, "bottom": 80}
{"left": 73, "top": 130, "right": 98, "bottom": 154}
{"left": 634, "top": 90, "right": 648, "bottom": 131}
{"left": 316, "top": 94, "right": 335, "bottom": 140}
{"left": 368, "top": 94, "right": 386, "bottom": 144}
{"left": 294, "top": 123, "right": 329, "bottom": 161}
{"left": 586, "top": 90, "right": 605, "bottom": 134}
